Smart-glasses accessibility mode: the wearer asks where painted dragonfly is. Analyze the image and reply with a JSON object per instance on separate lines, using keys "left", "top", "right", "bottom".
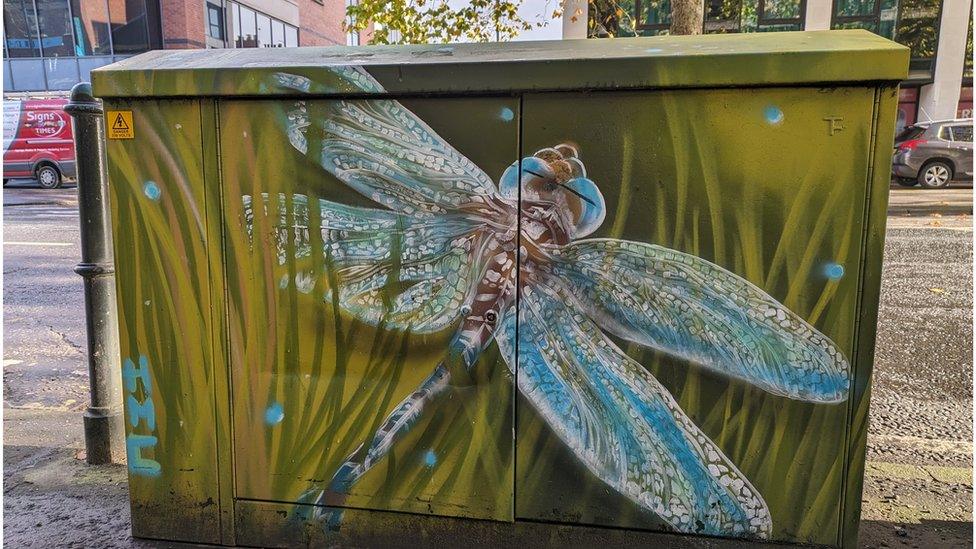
{"left": 245, "top": 68, "right": 850, "bottom": 539}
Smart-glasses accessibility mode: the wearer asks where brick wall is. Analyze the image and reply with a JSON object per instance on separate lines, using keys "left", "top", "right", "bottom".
{"left": 160, "top": 0, "right": 208, "bottom": 49}
{"left": 298, "top": 0, "right": 345, "bottom": 46}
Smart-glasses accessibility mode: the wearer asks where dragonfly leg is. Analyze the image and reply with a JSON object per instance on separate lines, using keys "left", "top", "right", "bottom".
{"left": 301, "top": 362, "right": 452, "bottom": 529}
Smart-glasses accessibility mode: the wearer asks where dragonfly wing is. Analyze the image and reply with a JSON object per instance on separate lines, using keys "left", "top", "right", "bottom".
{"left": 495, "top": 279, "right": 771, "bottom": 538}
{"left": 273, "top": 71, "right": 499, "bottom": 216}
{"left": 244, "top": 193, "right": 482, "bottom": 334}
{"left": 543, "top": 239, "right": 849, "bottom": 403}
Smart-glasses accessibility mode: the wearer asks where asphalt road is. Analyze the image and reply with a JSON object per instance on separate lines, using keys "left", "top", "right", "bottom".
{"left": 2, "top": 184, "right": 972, "bottom": 547}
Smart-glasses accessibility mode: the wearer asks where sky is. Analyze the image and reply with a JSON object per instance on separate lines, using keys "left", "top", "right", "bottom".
{"left": 442, "top": 0, "right": 564, "bottom": 41}
{"left": 513, "top": 0, "right": 564, "bottom": 41}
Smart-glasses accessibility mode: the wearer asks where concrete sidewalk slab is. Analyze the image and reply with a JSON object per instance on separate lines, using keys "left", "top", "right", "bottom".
{"left": 887, "top": 187, "right": 973, "bottom": 217}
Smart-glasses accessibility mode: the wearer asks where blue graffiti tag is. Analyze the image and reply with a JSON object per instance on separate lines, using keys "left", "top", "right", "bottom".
{"left": 122, "top": 356, "right": 161, "bottom": 477}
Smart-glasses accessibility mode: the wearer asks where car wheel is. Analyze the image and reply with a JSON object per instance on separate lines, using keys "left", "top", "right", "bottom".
{"left": 895, "top": 177, "right": 917, "bottom": 187}
{"left": 36, "top": 165, "right": 62, "bottom": 189}
{"left": 918, "top": 161, "right": 952, "bottom": 189}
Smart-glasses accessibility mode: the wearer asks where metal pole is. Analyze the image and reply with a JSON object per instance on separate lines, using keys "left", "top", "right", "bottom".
{"left": 64, "top": 82, "right": 126, "bottom": 465}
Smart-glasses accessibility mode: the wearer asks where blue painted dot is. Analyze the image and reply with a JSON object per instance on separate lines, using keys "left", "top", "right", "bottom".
{"left": 499, "top": 107, "right": 514, "bottom": 122}
{"left": 824, "top": 262, "right": 845, "bottom": 280}
{"left": 265, "top": 402, "right": 284, "bottom": 425}
{"left": 143, "top": 181, "right": 161, "bottom": 200}
{"left": 764, "top": 105, "right": 784, "bottom": 125}
{"left": 423, "top": 449, "right": 437, "bottom": 468}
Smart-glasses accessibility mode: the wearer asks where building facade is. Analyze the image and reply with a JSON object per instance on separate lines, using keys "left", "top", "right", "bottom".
{"left": 3, "top": 0, "right": 350, "bottom": 93}
{"left": 579, "top": 0, "right": 974, "bottom": 126}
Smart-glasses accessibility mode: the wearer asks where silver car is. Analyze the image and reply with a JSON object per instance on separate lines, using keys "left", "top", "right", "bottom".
{"left": 892, "top": 119, "right": 973, "bottom": 188}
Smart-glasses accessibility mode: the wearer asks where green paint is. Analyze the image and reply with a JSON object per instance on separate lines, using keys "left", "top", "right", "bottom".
{"left": 96, "top": 31, "right": 905, "bottom": 548}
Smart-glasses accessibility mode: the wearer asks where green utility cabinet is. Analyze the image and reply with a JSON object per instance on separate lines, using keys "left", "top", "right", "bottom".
{"left": 91, "top": 31, "right": 907, "bottom": 548}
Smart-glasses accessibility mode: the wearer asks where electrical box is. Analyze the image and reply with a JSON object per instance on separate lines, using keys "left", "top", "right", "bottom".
{"left": 92, "top": 30, "right": 907, "bottom": 548}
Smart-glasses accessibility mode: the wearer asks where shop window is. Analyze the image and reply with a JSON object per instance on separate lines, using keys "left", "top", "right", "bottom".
{"left": 36, "top": 0, "right": 75, "bottom": 57}
{"left": 3, "top": 0, "right": 40, "bottom": 58}
{"left": 256, "top": 13, "right": 271, "bottom": 47}
{"left": 237, "top": 5, "right": 257, "bottom": 47}
{"left": 284, "top": 24, "right": 298, "bottom": 47}
{"left": 110, "top": 0, "right": 151, "bottom": 54}
{"left": 270, "top": 19, "right": 283, "bottom": 47}
{"left": 964, "top": 12, "right": 972, "bottom": 80}
{"left": 704, "top": 0, "right": 741, "bottom": 33}
{"left": 346, "top": 0, "right": 360, "bottom": 45}
{"left": 635, "top": 0, "right": 671, "bottom": 34}
{"left": 832, "top": 0, "right": 942, "bottom": 77}
{"left": 70, "top": 0, "right": 111, "bottom": 55}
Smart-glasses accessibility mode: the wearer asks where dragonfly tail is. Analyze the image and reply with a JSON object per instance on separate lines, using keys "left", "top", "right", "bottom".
{"left": 296, "top": 362, "right": 452, "bottom": 531}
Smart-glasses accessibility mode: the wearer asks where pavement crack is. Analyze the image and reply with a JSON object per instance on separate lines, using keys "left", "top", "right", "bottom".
{"left": 45, "top": 325, "right": 85, "bottom": 356}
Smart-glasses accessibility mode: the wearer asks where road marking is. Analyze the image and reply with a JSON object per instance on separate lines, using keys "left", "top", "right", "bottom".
{"left": 3, "top": 241, "right": 73, "bottom": 247}
{"left": 871, "top": 434, "right": 973, "bottom": 454}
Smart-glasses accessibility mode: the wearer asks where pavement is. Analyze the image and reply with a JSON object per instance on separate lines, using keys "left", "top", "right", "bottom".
{"left": 2, "top": 181, "right": 972, "bottom": 548}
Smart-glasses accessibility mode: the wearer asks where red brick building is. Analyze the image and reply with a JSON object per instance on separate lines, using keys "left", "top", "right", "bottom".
{"left": 3, "top": 0, "right": 355, "bottom": 93}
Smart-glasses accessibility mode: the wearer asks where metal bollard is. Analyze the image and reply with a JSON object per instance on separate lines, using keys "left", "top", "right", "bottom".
{"left": 64, "top": 82, "right": 126, "bottom": 465}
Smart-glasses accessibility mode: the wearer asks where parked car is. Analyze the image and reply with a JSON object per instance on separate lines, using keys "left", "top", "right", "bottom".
{"left": 892, "top": 118, "right": 973, "bottom": 189}
{"left": 3, "top": 98, "right": 76, "bottom": 189}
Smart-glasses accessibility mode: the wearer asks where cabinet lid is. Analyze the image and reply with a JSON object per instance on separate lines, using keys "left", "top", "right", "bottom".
{"left": 92, "top": 30, "right": 908, "bottom": 98}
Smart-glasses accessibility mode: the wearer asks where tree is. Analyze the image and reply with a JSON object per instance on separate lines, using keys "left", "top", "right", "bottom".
{"left": 345, "top": 0, "right": 544, "bottom": 45}
{"left": 670, "top": 0, "right": 703, "bottom": 35}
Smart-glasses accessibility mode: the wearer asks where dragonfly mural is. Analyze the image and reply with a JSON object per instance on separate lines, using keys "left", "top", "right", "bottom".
{"left": 243, "top": 68, "right": 851, "bottom": 539}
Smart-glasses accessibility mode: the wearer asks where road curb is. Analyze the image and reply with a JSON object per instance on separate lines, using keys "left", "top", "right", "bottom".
{"left": 887, "top": 205, "right": 973, "bottom": 217}
{"left": 4, "top": 200, "right": 78, "bottom": 207}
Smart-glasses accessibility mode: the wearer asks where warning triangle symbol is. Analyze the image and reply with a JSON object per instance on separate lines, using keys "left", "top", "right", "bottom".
{"left": 112, "top": 113, "right": 129, "bottom": 130}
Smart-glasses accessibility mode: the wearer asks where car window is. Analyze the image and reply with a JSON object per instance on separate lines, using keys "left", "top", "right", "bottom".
{"left": 950, "top": 125, "right": 973, "bottom": 142}
{"left": 894, "top": 125, "right": 926, "bottom": 142}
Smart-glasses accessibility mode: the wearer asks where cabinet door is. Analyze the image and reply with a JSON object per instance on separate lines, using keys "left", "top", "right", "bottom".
{"left": 220, "top": 95, "right": 518, "bottom": 522}
{"left": 515, "top": 88, "right": 876, "bottom": 545}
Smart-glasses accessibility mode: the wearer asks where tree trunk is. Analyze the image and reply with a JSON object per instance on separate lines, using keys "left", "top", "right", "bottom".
{"left": 670, "top": 0, "right": 703, "bottom": 35}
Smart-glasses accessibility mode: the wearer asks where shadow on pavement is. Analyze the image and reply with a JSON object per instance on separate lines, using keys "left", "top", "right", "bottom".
{"left": 859, "top": 518, "right": 972, "bottom": 548}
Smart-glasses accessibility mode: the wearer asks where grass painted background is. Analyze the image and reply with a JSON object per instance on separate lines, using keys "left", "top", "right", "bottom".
{"left": 106, "top": 85, "right": 876, "bottom": 545}
{"left": 105, "top": 99, "right": 222, "bottom": 543}
{"left": 220, "top": 97, "right": 520, "bottom": 520}
{"left": 517, "top": 87, "right": 874, "bottom": 544}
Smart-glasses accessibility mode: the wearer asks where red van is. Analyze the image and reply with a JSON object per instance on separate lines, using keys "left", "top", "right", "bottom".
{"left": 3, "top": 98, "right": 76, "bottom": 189}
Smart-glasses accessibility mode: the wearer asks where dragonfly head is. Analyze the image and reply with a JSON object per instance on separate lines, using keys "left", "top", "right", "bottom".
{"left": 499, "top": 144, "right": 606, "bottom": 239}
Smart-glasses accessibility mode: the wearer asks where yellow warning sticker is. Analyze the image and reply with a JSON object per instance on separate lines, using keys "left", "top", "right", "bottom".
{"left": 107, "top": 111, "right": 133, "bottom": 139}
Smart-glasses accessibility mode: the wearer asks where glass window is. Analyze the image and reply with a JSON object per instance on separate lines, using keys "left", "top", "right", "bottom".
{"left": 346, "top": 0, "right": 360, "bottom": 45}
{"left": 238, "top": 5, "right": 256, "bottom": 47}
{"left": 636, "top": 0, "right": 671, "bottom": 32}
{"left": 256, "top": 13, "right": 271, "bottom": 47}
{"left": 950, "top": 125, "right": 973, "bottom": 142}
{"left": 70, "top": 0, "right": 112, "bottom": 55}
{"left": 44, "top": 56, "right": 79, "bottom": 89}
{"left": 832, "top": 0, "right": 942, "bottom": 73}
{"left": 3, "top": 0, "right": 40, "bottom": 58}
{"left": 8, "top": 58, "right": 46, "bottom": 90}
{"left": 965, "top": 12, "right": 973, "bottom": 80}
{"left": 704, "top": 0, "right": 741, "bottom": 33}
{"left": 207, "top": 3, "right": 224, "bottom": 40}
{"left": 835, "top": 0, "right": 876, "bottom": 17}
{"left": 284, "top": 24, "right": 298, "bottom": 47}
{"left": 110, "top": 0, "right": 150, "bottom": 53}
{"left": 271, "top": 19, "right": 284, "bottom": 47}
{"left": 894, "top": 124, "right": 926, "bottom": 143}
{"left": 232, "top": 3, "right": 241, "bottom": 47}
{"left": 36, "top": 0, "right": 74, "bottom": 57}
{"left": 760, "top": 0, "right": 801, "bottom": 19}
{"left": 894, "top": 0, "right": 942, "bottom": 68}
